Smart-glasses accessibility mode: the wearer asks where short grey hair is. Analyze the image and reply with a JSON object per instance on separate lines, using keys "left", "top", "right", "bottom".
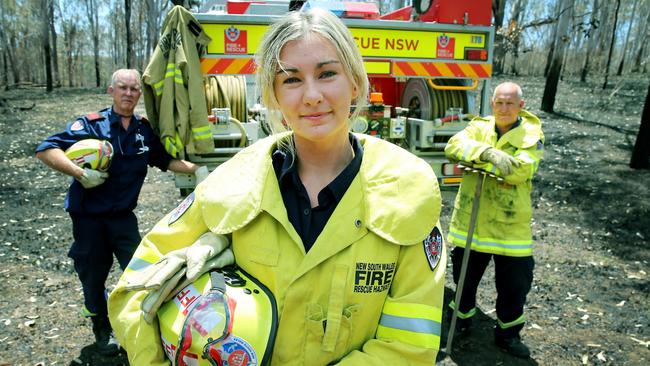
{"left": 255, "top": 8, "right": 369, "bottom": 137}
{"left": 492, "top": 81, "right": 523, "bottom": 100}
{"left": 111, "top": 69, "right": 141, "bottom": 87}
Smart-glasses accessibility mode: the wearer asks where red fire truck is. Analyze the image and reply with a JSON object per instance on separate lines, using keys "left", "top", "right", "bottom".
{"left": 171, "top": 0, "right": 494, "bottom": 196}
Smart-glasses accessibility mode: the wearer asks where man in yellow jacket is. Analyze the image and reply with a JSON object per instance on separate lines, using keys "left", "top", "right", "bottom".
{"left": 444, "top": 82, "right": 544, "bottom": 358}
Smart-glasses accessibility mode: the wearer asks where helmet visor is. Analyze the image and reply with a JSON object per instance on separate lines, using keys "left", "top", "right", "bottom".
{"left": 175, "top": 272, "right": 232, "bottom": 366}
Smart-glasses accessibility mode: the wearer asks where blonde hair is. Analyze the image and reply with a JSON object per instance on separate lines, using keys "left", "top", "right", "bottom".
{"left": 255, "top": 8, "right": 369, "bottom": 147}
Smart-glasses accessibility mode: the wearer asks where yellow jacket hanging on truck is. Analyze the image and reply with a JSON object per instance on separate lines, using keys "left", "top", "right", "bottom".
{"left": 142, "top": 5, "right": 215, "bottom": 157}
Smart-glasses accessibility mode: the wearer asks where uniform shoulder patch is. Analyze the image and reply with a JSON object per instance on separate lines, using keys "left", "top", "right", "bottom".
{"left": 85, "top": 112, "right": 103, "bottom": 121}
{"left": 69, "top": 120, "right": 85, "bottom": 132}
{"left": 423, "top": 227, "right": 443, "bottom": 271}
{"left": 139, "top": 115, "right": 150, "bottom": 125}
{"left": 169, "top": 192, "right": 195, "bottom": 225}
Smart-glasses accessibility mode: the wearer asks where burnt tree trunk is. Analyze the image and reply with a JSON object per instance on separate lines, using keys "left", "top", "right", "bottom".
{"left": 126, "top": 0, "right": 134, "bottom": 68}
{"left": 603, "top": 0, "right": 621, "bottom": 89}
{"left": 542, "top": 0, "right": 574, "bottom": 112}
{"left": 41, "top": 0, "right": 53, "bottom": 92}
{"left": 492, "top": 0, "right": 507, "bottom": 74}
{"left": 49, "top": 0, "right": 59, "bottom": 87}
{"left": 632, "top": 6, "right": 650, "bottom": 73}
{"left": 617, "top": 0, "right": 639, "bottom": 76}
{"left": 581, "top": 0, "right": 599, "bottom": 82}
{"left": 84, "top": 0, "right": 101, "bottom": 86}
{"left": 630, "top": 84, "right": 650, "bottom": 169}
{"left": 544, "top": 0, "right": 561, "bottom": 77}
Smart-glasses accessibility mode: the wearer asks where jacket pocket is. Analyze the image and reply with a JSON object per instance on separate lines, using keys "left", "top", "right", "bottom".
{"left": 303, "top": 303, "right": 359, "bottom": 365}
{"left": 248, "top": 245, "right": 279, "bottom": 266}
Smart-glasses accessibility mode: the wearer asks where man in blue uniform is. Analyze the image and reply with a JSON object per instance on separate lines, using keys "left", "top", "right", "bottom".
{"left": 35, "top": 69, "right": 205, "bottom": 356}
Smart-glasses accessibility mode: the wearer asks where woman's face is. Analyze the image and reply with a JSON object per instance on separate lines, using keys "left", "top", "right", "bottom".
{"left": 273, "top": 34, "right": 358, "bottom": 146}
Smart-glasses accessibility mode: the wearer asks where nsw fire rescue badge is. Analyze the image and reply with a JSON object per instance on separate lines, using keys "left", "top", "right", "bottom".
{"left": 423, "top": 227, "right": 443, "bottom": 270}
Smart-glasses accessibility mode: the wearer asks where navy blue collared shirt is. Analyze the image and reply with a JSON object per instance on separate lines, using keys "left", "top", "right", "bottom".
{"left": 272, "top": 134, "right": 364, "bottom": 252}
{"left": 496, "top": 116, "right": 521, "bottom": 139}
{"left": 36, "top": 107, "right": 172, "bottom": 215}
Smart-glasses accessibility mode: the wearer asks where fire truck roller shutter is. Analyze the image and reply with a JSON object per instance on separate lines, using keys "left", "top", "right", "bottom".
{"left": 401, "top": 78, "right": 468, "bottom": 120}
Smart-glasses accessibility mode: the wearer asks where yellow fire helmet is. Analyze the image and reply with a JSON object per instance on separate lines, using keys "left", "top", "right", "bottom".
{"left": 158, "top": 267, "right": 278, "bottom": 366}
{"left": 64, "top": 139, "right": 113, "bottom": 172}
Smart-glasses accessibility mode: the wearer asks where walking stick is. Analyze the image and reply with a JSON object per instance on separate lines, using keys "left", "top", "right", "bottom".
{"left": 442, "top": 165, "right": 500, "bottom": 355}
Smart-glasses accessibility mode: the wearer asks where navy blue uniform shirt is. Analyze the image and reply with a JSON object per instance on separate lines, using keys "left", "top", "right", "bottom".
{"left": 35, "top": 107, "right": 173, "bottom": 214}
{"left": 273, "top": 134, "right": 363, "bottom": 252}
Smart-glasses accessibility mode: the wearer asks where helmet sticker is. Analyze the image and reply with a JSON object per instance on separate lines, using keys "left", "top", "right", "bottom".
{"left": 173, "top": 283, "right": 201, "bottom": 316}
{"left": 179, "top": 352, "right": 199, "bottom": 366}
{"left": 161, "top": 334, "right": 176, "bottom": 361}
{"left": 169, "top": 192, "right": 195, "bottom": 225}
{"left": 215, "top": 335, "right": 258, "bottom": 366}
{"left": 161, "top": 334, "right": 200, "bottom": 366}
{"left": 423, "top": 227, "right": 443, "bottom": 270}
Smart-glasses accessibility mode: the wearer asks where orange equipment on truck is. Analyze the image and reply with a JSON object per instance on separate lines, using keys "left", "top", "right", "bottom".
{"left": 171, "top": 0, "right": 495, "bottom": 196}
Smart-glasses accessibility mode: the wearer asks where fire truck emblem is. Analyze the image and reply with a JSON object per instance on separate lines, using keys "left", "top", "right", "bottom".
{"left": 436, "top": 34, "right": 455, "bottom": 59}
{"left": 438, "top": 35, "right": 450, "bottom": 48}
{"left": 423, "top": 227, "right": 443, "bottom": 270}
{"left": 224, "top": 27, "right": 248, "bottom": 54}
{"left": 225, "top": 26, "right": 241, "bottom": 42}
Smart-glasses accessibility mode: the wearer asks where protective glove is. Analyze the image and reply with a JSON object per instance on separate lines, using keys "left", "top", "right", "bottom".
{"left": 76, "top": 168, "right": 108, "bottom": 189}
{"left": 194, "top": 165, "right": 209, "bottom": 185}
{"left": 480, "top": 148, "right": 520, "bottom": 176}
{"left": 133, "top": 232, "right": 235, "bottom": 323}
{"left": 186, "top": 232, "right": 233, "bottom": 281}
{"left": 162, "top": 247, "right": 234, "bottom": 304}
{"left": 141, "top": 266, "right": 187, "bottom": 324}
{"left": 124, "top": 247, "right": 188, "bottom": 291}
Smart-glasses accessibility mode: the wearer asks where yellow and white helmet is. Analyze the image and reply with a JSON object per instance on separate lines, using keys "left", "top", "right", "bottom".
{"left": 64, "top": 139, "right": 113, "bottom": 172}
{"left": 158, "top": 268, "right": 278, "bottom": 366}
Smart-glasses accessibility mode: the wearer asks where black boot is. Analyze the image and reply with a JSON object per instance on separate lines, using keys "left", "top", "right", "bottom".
{"left": 447, "top": 307, "right": 473, "bottom": 338}
{"left": 455, "top": 317, "right": 473, "bottom": 338}
{"left": 495, "top": 335, "right": 530, "bottom": 358}
{"left": 91, "top": 315, "right": 120, "bottom": 356}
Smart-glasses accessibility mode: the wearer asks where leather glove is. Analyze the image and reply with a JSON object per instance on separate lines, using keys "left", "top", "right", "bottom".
{"left": 186, "top": 232, "right": 233, "bottom": 281}
{"left": 195, "top": 165, "right": 209, "bottom": 185}
{"left": 76, "top": 168, "right": 108, "bottom": 189}
{"left": 124, "top": 247, "right": 188, "bottom": 291}
{"left": 162, "top": 233, "right": 234, "bottom": 304}
{"left": 480, "top": 148, "right": 520, "bottom": 176}
{"left": 141, "top": 266, "right": 187, "bottom": 324}
{"left": 130, "top": 233, "right": 235, "bottom": 323}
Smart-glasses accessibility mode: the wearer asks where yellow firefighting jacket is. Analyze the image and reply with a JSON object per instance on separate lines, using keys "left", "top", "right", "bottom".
{"left": 444, "top": 110, "right": 544, "bottom": 257}
{"left": 142, "top": 5, "right": 214, "bottom": 157}
{"left": 108, "top": 133, "right": 447, "bottom": 366}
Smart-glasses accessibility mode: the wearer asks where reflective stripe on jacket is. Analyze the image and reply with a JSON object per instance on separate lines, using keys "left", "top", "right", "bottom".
{"left": 142, "top": 5, "right": 214, "bottom": 157}
{"left": 109, "top": 133, "right": 447, "bottom": 365}
{"left": 444, "top": 110, "right": 544, "bottom": 257}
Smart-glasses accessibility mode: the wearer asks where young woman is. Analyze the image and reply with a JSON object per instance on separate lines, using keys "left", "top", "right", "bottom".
{"left": 109, "top": 8, "right": 446, "bottom": 365}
